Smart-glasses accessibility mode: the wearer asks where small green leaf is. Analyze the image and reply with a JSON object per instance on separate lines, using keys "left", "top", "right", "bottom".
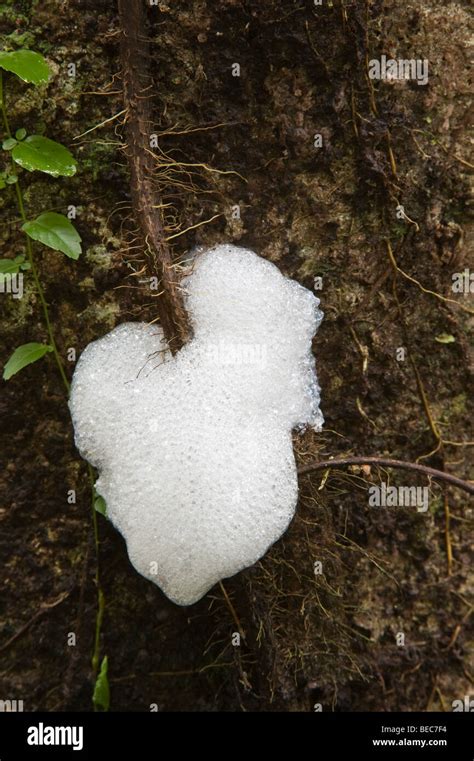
{"left": 2, "top": 137, "right": 17, "bottom": 151}
{"left": 22, "top": 212, "right": 82, "bottom": 259}
{"left": 3, "top": 342, "right": 53, "bottom": 380}
{"left": 0, "top": 258, "right": 22, "bottom": 275}
{"left": 0, "top": 50, "right": 50, "bottom": 85}
{"left": 0, "top": 178, "right": 6, "bottom": 190}
{"left": 15, "top": 128, "right": 27, "bottom": 141}
{"left": 12, "top": 135, "right": 77, "bottom": 177}
{"left": 93, "top": 656, "right": 110, "bottom": 712}
{"left": 94, "top": 494, "right": 107, "bottom": 517}
{"left": 5, "top": 174, "right": 18, "bottom": 184}
{"left": 435, "top": 333, "right": 456, "bottom": 344}
{"left": 0, "top": 255, "right": 26, "bottom": 276}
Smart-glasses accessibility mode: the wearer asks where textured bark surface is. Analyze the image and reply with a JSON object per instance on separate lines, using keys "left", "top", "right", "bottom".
{"left": 0, "top": 0, "right": 472, "bottom": 712}
{"left": 118, "top": 0, "right": 189, "bottom": 349}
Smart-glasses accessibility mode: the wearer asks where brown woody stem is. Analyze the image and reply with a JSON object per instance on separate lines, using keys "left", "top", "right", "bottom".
{"left": 298, "top": 456, "right": 474, "bottom": 496}
{"left": 118, "top": 0, "right": 189, "bottom": 351}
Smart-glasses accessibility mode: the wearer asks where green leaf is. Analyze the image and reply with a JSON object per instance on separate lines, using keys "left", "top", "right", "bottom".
{"left": 435, "top": 333, "right": 456, "bottom": 344}
{"left": 0, "top": 178, "right": 6, "bottom": 190}
{"left": 5, "top": 174, "right": 18, "bottom": 184}
{"left": 0, "top": 258, "right": 22, "bottom": 274}
{"left": 2, "top": 137, "right": 17, "bottom": 150}
{"left": 93, "top": 656, "right": 110, "bottom": 712}
{"left": 15, "top": 128, "right": 27, "bottom": 141}
{"left": 94, "top": 494, "right": 107, "bottom": 517}
{"left": 22, "top": 212, "right": 82, "bottom": 260}
{"left": 0, "top": 50, "right": 50, "bottom": 85}
{"left": 12, "top": 135, "right": 77, "bottom": 177}
{"left": 3, "top": 342, "right": 53, "bottom": 380}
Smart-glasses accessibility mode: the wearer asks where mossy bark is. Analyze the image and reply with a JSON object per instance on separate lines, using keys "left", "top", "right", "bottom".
{"left": 0, "top": 0, "right": 472, "bottom": 711}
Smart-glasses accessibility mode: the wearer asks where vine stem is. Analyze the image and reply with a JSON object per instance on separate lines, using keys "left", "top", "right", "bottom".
{"left": 88, "top": 461, "right": 102, "bottom": 676}
{"left": 0, "top": 71, "right": 70, "bottom": 392}
{"left": 118, "top": 0, "right": 190, "bottom": 351}
{"left": 298, "top": 456, "right": 474, "bottom": 495}
{"left": 1, "top": 71, "right": 103, "bottom": 680}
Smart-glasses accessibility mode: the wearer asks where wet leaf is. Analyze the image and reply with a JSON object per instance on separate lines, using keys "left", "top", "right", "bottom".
{"left": 0, "top": 258, "right": 22, "bottom": 275}
{"left": 3, "top": 343, "right": 53, "bottom": 380}
{"left": 22, "top": 212, "right": 82, "bottom": 259}
{"left": 93, "top": 656, "right": 110, "bottom": 712}
{"left": 94, "top": 494, "right": 107, "bottom": 517}
{"left": 12, "top": 135, "right": 77, "bottom": 177}
{"left": 2, "top": 137, "right": 17, "bottom": 151}
{"left": 0, "top": 50, "right": 50, "bottom": 85}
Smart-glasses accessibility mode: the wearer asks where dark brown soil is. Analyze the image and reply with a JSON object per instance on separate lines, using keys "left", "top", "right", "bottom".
{"left": 0, "top": 0, "right": 472, "bottom": 712}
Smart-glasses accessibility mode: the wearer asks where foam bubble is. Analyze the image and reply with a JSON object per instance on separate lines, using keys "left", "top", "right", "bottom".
{"left": 69, "top": 244, "right": 323, "bottom": 605}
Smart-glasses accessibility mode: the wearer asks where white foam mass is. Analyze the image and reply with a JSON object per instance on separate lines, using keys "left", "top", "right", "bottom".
{"left": 69, "top": 244, "right": 323, "bottom": 605}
